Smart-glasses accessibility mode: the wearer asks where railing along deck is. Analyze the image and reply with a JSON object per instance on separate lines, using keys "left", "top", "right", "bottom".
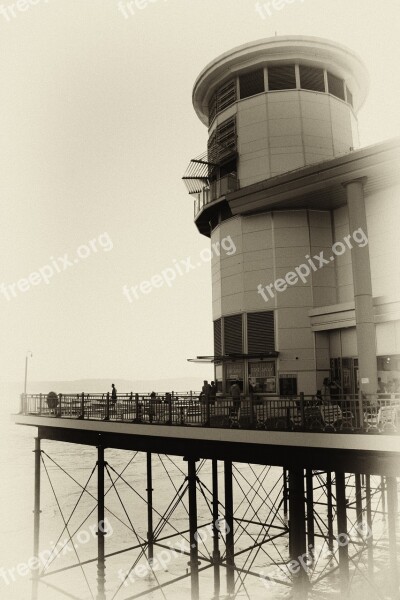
{"left": 20, "top": 392, "right": 400, "bottom": 434}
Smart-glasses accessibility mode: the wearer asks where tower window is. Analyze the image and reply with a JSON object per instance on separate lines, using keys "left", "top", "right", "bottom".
{"left": 239, "top": 69, "right": 265, "bottom": 99}
{"left": 327, "top": 72, "right": 345, "bottom": 100}
{"left": 267, "top": 65, "right": 296, "bottom": 90}
{"left": 299, "top": 65, "right": 325, "bottom": 92}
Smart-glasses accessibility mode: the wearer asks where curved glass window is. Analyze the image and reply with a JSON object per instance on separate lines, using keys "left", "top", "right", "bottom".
{"left": 268, "top": 65, "right": 296, "bottom": 90}
{"left": 239, "top": 69, "right": 265, "bottom": 99}
{"left": 327, "top": 72, "right": 345, "bottom": 100}
{"left": 299, "top": 65, "right": 325, "bottom": 92}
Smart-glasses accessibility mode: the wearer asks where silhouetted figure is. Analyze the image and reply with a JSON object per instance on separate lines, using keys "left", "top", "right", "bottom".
{"left": 199, "top": 380, "right": 211, "bottom": 404}
{"left": 210, "top": 381, "right": 217, "bottom": 404}
{"left": 111, "top": 383, "right": 117, "bottom": 405}
{"left": 230, "top": 381, "right": 241, "bottom": 411}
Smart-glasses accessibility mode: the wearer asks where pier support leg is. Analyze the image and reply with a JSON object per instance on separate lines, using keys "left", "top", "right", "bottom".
{"left": 306, "top": 469, "right": 315, "bottom": 557}
{"left": 355, "top": 473, "right": 363, "bottom": 530}
{"left": 387, "top": 477, "right": 399, "bottom": 599}
{"left": 32, "top": 437, "right": 41, "bottom": 600}
{"left": 97, "top": 445, "right": 106, "bottom": 600}
{"left": 365, "top": 475, "right": 374, "bottom": 578}
{"left": 283, "top": 468, "right": 288, "bottom": 519}
{"left": 212, "top": 459, "right": 220, "bottom": 599}
{"left": 289, "top": 467, "right": 309, "bottom": 599}
{"left": 187, "top": 458, "right": 199, "bottom": 600}
{"left": 382, "top": 476, "right": 387, "bottom": 519}
{"left": 224, "top": 460, "right": 235, "bottom": 596}
{"left": 146, "top": 452, "right": 154, "bottom": 565}
{"left": 336, "top": 472, "right": 349, "bottom": 595}
{"left": 327, "top": 472, "right": 334, "bottom": 552}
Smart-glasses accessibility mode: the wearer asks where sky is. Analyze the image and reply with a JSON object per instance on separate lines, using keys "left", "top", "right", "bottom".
{"left": 1, "top": 0, "right": 400, "bottom": 385}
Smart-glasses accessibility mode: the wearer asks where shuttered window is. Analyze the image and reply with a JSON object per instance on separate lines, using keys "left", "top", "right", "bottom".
{"left": 327, "top": 72, "right": 345, "bottom": 100}
{"left": 299, "top": 65, "right": 325, "bottom": 92}
{"left": 268, "top": 65, "right": 296, "bottom": 90}
{"left": 224, "top": 314, "right": 243, "bottom": 354}
{"left": 247, "top": 311, "right": 275, "bottom": 354}
{"left": 239, "top": 69, "right": 265, "bottom": 99}
{"left": 214, "top": 319, "right": 222, "bottom": 357}
{"left": 208, "top": 79, "right": 237, "bottom": 125}
{"left": 208, "top": 116, "right": 237, "bottom": 166}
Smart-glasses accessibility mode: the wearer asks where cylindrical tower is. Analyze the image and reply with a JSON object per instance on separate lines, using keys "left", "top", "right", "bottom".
{"left": 184, "top": 36, "right": 371, "bottom": 397}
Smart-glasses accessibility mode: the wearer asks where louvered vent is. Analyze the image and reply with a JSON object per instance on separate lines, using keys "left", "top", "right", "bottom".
{"left": 214, "top": 319, "right": 222, "bottom": 357}
{"left": 224, "top": 314, "right": 243, "bottom": 354}
{"left": 327, "top": 72, "right": 345, "bottom": 100}
{"left": 299, "top": 65, "right": 325, "bottom": 92}
{"left": 239, "top": 69, "right": 265, "bottom": 99}
{"left": 268, "top": 65, "right": 296, "bottom": 90}
{"left": 247, "top": 311, "right": 275, "bottom": 354}
{"left": 208, "top": 116, "right": 237, "bottom": 167}
{"left": 208, "top": 79, "right": 237, "bottom": 125}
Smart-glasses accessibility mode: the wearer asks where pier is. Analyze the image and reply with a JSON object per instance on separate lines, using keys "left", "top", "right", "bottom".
{"left": 15, "top": 391, "right": 400, "bottom": 599}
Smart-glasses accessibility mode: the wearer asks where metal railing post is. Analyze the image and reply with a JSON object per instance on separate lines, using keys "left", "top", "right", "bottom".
{"left": 80, "top": 392, "right": 85, "bottom": 419}
{"left": 104, "top": 393, "right": 110, "bottom": 421}
{"left": 166, "top": 393, "right": 172, "bottom": 425}
{"left": 249, "top": 393, "right": 254, "bottom": 428}
{"left": 39, "top": 393, "right": 42, "bottom": 416}
{"left": 32, "top": 437, "right": 41, "bottom": 600}
{"left": 358, "top": 390, "right": 364, "bottom": 430}
{"left": 300, "top": 392, "right": 305, "bottom": 429}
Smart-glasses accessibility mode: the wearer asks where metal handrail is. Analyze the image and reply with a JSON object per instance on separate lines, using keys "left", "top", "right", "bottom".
{"left": 19, "top": 392, "right": 400, "bottom": 435}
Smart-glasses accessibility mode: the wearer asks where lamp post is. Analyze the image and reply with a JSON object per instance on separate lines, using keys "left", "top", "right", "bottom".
{"left": 21, "top": 351, "right": 33, "bottom": 413}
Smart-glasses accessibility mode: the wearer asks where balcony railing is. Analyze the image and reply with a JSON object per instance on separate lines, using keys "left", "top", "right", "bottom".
{"left": 194, "top": 174, "right": 238, "bottom": 218}
{"left": 19, "top": 392, "right": 400, "bottom": 434}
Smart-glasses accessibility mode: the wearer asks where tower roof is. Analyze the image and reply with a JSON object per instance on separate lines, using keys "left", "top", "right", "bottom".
{"left": 193, "top": 36, "right": 369, "bottom": 125}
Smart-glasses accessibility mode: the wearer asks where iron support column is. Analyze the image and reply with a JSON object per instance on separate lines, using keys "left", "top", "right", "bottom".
{"left": 212, "top": 459, "right": 220, "bottom": 599}
{"left": 283, "top": 468, "right": 288, "bottom": 518}
{"left": 306, "top": 469, "right": 315, "bottom": 556}
{"left": 32, "top": 437, "right": 41, "bottom": 600}
{"left": 97, "top": 445, "right": 106, "bottom": 600}
{"left": 224, "top": 460, "right": 235, "bottom": 596}
{"left": 146, "top": 452, "right": 154, "bottom": 564}
{"left": 382, "top": 476, "right": 387, "bottom": 519}
{"left": 187, "top": 458, "right": 199, "bottom": 600}
{"left": 355, "top": 473, "right": 363, "bottom": 530}
{"left": 386, "top": 477, "right": 399, "bottom": 598}
{"left": 289, "top": 467, "right": 308, "bottom": 599}
{"left": 336, "top": 472, "right": 349, "bottom": 595}
{"left": 365, "top": 475, "right": 374, "bottom": 578}
{"left": 327, "top": 472, "right": 334, "bottom": 551}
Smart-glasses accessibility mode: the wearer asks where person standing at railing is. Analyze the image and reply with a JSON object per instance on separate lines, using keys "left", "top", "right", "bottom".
{"left": 199, "top": 380, "right": 211, "bottom": 403}
{"left": 210, "top": 381, "right": 217, "bottom": 405}
{"left": 230, "top": 381, "right": 241, "bottom": 412}
{"left": 111, "top": 383, "right": 117, "bottom": 403}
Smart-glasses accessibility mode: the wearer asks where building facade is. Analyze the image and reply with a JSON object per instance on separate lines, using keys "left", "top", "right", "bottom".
{"left": 184, "top": 36, "right": 400, "bottom": 397}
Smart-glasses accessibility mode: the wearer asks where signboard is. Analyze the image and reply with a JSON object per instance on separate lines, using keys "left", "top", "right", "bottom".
{"left": 249, "top": 362, "right": 275, "bottom": 378}
{"left": 226, "top": 363, "right": 244, "bottom": 379}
